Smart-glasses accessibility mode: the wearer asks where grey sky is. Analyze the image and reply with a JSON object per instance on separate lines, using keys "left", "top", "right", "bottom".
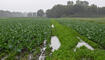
{"left": 0, "top": 0, "right": 105, "bottom": 12}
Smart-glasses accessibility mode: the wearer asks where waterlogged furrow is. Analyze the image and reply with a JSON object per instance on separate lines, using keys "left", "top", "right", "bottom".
{"left": 0, "top": 18, "right": 51, "bottom": 60}
{"left": 58, "top": 19, "right": 105, "bottom": 48}
{"left": 39, "top": 40, "right": 47, "bottom": 60}
{"left": 46, "top": 20, "right": 79, "bottom": 60}
{"left": 50, "top": 36, "right": 61, "bottom": 52}
{"left": 74, "top": 37, "right": 94, "bottom": 52}
{"left": 46, "top": 20, "right": 105, "bottom": 60}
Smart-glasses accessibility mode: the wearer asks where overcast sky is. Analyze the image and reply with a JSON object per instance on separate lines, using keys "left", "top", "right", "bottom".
{"left": 0, "top": 0, "right": 105, "bottom": 12}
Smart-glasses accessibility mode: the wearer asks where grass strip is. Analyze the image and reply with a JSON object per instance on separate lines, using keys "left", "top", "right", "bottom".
{"left": 46, "top": 20, "right": 105, "bottom": 60}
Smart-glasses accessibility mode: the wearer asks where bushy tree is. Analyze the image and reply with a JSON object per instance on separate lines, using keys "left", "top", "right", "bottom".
{"left": 37, "top": 9, "right": 45, "bottom": 17}
{"left": 46, "top": 0, "right": 105, "bottom": 18}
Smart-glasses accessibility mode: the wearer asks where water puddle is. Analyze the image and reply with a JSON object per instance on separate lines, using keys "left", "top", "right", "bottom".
{"left": 50, "top": 36, "right": 61, "bottom": 52}
{"left": 1, "top": 55, "right": 8, "bottom": 60}
{"left": 74, "top": 37, "right": 94, "bottom": 52}
{"left": 28, "top": 54, "right": 33, "bottom": 60}
{"left": 36, "top": 24, "right": 56, "bottom": 60}
{"left": 39, "top": 40, "right": 47, "bottom": 60}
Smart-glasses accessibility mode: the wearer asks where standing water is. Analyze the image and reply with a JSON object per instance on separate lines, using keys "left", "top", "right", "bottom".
{"left": 74, "top": 37, "right": 94, "bottom": 52}
{"left": 50, "top": 36, "right": 61, "bottom": 52}
{"left": 39, "top": 40, "right": 47, "bottom": 60}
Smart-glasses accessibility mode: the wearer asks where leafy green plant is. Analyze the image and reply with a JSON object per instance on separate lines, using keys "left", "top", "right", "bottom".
{"left": 58, "top": 19, "right": 105, "bottom": 48}
{"left": 0, "top": 18, "right": 51, "bottom": 59}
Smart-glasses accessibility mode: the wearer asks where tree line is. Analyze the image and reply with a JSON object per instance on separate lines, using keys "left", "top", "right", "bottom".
{"left": 46, "top": 0, "right": 105, "bottom": 18}
{"left": 0, "top": 9, "right": 45, "bottom": 17}
{"left": 0, "top": 0, "right": 105, "bottom": 18}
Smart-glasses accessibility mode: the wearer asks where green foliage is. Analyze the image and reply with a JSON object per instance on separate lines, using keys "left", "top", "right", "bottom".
{"left": 46, "top": 20, "right": 105, "bottom": 60}
{"left": 1, "top": 18, "right": 105, "bottom": 59}
{"left": 37, "top": 9, "right": 45, "bottom": 17}
{"left": 58, "top": 19, "right": 105, "bottom": 48}
{"left": 46, "top": 1, "right": 105, "bottom": 18}
{"left": 0, "top": 18, "right": 51, "bottom": 59}
{"left": 46, "top": 20, "right": 79, "bottom": 60}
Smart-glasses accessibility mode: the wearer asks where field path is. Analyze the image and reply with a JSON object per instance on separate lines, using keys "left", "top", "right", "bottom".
{"left": 46, "top": 20, "right": 105, "bottom": 60}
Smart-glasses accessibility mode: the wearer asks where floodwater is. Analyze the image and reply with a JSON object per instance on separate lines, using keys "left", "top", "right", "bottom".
{"left": 28, "top": 54, "right": 33, "bottom": 60}
{"left": 50, "top": 36, "right": 61, "bottom": 52}
{"left": 39, "top": 36, "right": 61, "bottom": 60}
{"left": 1, "top": 55, "right": 8, "bottom": 60}
{"left": 39, "top": 24, "right": 56, "bottom": 60}
{"left": 39, "top": 40, "right": 47, "bottom": 60}
{"left": 74, "top": 37, "right": 94, "bottom": 52}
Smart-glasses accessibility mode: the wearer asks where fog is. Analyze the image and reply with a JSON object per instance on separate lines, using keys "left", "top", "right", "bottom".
{"left": 0, "top": 0, "right": 105, "bottom": 12}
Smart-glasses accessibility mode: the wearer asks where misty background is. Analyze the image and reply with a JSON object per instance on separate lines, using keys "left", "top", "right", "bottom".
{"left": 0, "top": 0, "right": 105, "bottom": 18}
{"left": 0, "top": 0, "right": 105, "bottom": 12}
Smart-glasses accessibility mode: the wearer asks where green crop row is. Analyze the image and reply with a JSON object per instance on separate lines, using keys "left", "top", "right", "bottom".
{"left": 0, "top": 18, "right": 51, "bottom": 59}
{"left": 57, "top": 19, "right": 105, "bottom": 48}
{"left": 46, "top": 20, "right": 105, "bottom": 60}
